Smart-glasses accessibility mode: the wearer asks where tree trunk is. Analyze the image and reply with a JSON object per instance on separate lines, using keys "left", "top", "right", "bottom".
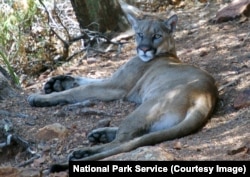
{"left": 70, "top": 0, "right": 130, "bottom": 33}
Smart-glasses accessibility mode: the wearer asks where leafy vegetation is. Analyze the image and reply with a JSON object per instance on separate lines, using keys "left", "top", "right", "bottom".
{"left": 0, "top": 0, "right": 84, "bottom": 87}
{"left": 0, "top": 0, "right": 55, "bottom": 85}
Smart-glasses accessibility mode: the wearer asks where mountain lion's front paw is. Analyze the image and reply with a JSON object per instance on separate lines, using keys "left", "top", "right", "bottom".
{"left": 27, "top": 94, "right": 57, "bottom": 107}
{"left": 27, "top": 94, "right": 39, "bottom": 107}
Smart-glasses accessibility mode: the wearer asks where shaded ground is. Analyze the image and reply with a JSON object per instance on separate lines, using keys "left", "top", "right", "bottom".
{"left": 0, "top": 1, "right": 249, "bottom": 176}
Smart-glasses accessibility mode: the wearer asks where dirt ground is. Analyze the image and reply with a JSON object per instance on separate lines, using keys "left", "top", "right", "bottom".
{"left": 0, "top": 1, "right": 249, "bottom": 176}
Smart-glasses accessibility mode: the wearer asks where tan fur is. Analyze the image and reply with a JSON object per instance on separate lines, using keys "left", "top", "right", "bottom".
{"left": 28, "top": 0, "right": 217, "bottom": 171}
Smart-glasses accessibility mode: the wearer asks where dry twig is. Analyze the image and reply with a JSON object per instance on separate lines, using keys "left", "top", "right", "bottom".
{"left": 38, "top": 0, "right": 126, "bottom": 63}
{"left": 0, "top": 119, "right": 41, "bottom": 167}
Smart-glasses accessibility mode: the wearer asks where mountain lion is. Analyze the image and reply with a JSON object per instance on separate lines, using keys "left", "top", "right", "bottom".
{"left": 28, "top": 0, "right": 218, "bottom": 171}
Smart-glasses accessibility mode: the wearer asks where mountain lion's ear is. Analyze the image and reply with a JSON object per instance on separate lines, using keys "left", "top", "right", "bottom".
{"left": 164, "top": 15, "right": 178, "bottom": 33}
{"left": 126, "top": 13, "right": 138, "bottom": 30}
{"left": 119, "top": 0, "right": 141, "bottom": 16}
{"left": 119, "top": 0, "right": 141, "bottom": 29}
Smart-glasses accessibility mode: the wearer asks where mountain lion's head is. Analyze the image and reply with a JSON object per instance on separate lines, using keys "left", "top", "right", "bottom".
{"left": 121, "top": 2, "right": 178, "bottom": 62}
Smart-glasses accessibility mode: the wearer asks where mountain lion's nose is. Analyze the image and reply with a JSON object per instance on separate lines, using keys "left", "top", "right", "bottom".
{"left": 139, "top": 46, "right": 152, "bottom": 52}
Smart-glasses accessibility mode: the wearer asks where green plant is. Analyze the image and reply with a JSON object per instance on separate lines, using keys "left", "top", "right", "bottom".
{"left": 0, "top": 0, "right": 39, "bottom": 85}
{"left": 0, "top": 50, "right": 19, "bottom": 84}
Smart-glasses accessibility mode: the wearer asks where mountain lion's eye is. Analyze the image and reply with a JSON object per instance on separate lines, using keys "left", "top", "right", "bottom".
{"left": 153, "top": 34, "right": 162, "bottom": 39}
{"left": 137, "top": 33, "right": 143, "bottom": 38}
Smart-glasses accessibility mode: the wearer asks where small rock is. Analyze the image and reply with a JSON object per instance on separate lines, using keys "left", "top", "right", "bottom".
{"left": 169, "top": 0, "right": 181, "bottom": 5}
{"left": 173, "top": 141, "right": 182, "bottom": 150}
{"left": 227, "top": 141, "right": 250, "bottom": 156}
{"left": 227, "top": 145, "right": 247, "bottom": 155}
{"left": 233, "top": 88, "right": 250, "bottom": 109}
{"left": 199, "top": 50, "right": 208, "bottom": 57}
{"left": 86, "top": 57, "right": 97, "bottom": 64}
{"left": 196, "top": 148, "right": 201, "bottom": 152}
{"left": 36, "top": 123, "right": 68, "bottom": 141}
{"left": 212, "top": 0, "right": 250, "bottom": 23}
